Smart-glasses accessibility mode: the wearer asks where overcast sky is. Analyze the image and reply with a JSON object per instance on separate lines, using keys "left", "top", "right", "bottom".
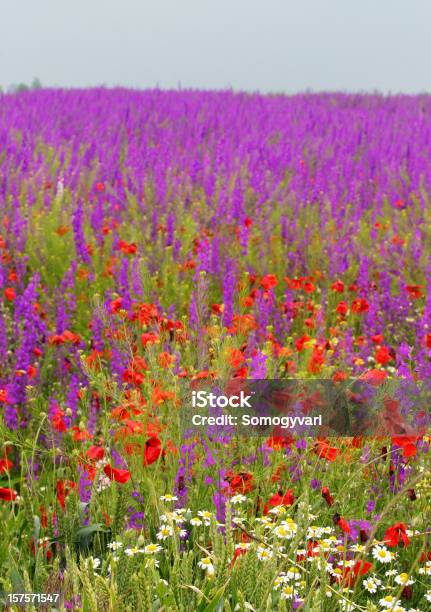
{"left": 1, "top": 0, "right": 430, "bottom": 93}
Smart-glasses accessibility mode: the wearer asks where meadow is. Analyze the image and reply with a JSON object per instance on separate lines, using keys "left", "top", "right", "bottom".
{"left": 0, "top": 88, "right": 430, "bottom": 611}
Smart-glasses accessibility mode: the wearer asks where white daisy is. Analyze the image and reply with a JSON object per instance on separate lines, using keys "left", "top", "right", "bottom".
{"left": 372, "top": 545, "right": 393, "bottom": 563}
{"left": 363, "top": 576, "right": 381, "bottom": 593}
{"left": 198, "top": 557, "right": 215, "bottom": 576}
{"left": 125, "top": 547, "right": 145, "bottom": 556}
{"left": 160, "top": 494, "right": 178, "bottom": 502}
{"left": 197, "top": 510, "right": 212, "bottom": 525}
{"left": 394, "top": 572, "right": 413, "bottom": 586}
{"left": 157, "top": 524, "right": 174, "bottom": 540}
{"left": 257, "top": 546, "right": 273, "bottom": 561}
{"left": 280, "top": 584, "right": 295, "bottom": 600}
{"left": 379, "top": 595, "right": 401, "bottom": 609}
{"left": 144, "top": 543, "right": 162, "bottom": 554}
{"left": 230, "top": 494, "right": 247, "bottom": 505}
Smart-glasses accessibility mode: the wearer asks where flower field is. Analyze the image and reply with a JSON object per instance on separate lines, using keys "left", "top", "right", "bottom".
{"left": 1, "top": 88, "right": 431, "bottom": 611}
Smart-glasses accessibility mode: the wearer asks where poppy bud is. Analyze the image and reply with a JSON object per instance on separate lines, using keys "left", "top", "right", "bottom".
{"left": 401, "top": 586, "right": 412, "bottom": 600}
{"left": 407, "top": 488, "right": 416, "bottom": 501}
{"left": 332, "top": 513, "right": 350, "bottom": 533}
{"left": 359, "top": 529, "right": 369, "bottom": 543}
{"left": 321, "top": 487, "right": 334, "bottom": 506}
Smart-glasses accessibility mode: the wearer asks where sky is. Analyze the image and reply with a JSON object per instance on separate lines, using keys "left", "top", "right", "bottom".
{"left": 1, "top": 0, "right": 431, "bottom": 94}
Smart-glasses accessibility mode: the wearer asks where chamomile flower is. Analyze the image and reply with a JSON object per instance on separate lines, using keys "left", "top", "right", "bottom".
{"left": 144, "top": 543, "right": 162, "bottom": 554}
{"left": 273, "top": 574, "right": 289, "bottom": 590}
{"left": 363, "top": 576, "right": 381, "bottom": 593}
{"left": 107, "top": 541, "right": 123, "bottom": 551}
{"left": 379, "top": 595, "right": 401, "bottom": 608}
{"left": 230, "top": 494, "right": 247, "bottom": 505}
{"left": 286, "top": 567, "right": 302, "bottom": 581}
{"left": 160, "top": 494, "right": 178, "bottom": 502}
{"left": 125, "top": 547, "right": 145, "bottom": 557}
{"left": 425, "top": 590, "right": 431, "bottom": 603}
{"left": 83, "top": 556, "right": 101, "bottom": 570}
{"left": 278, "top": 518, "right": 297, "bottom": 539}
{"left": 268, "top": 505, "right": 288, "bottom": 516}
{"left": 418, "top": 561, "right": 431, "bottom": 575}
{"left": 197, "top": 510, "right": 212, "bottom": 525}
{"left": 350, "top": 544, "right": 366, "bottom": 553}
{"left": 256, "top": 516, "right": 273, "bottom": 528}
{"left": 157, "top": 524, "right": 174, "bottom": 540}
{"left": 257, "top": 546, "right": 273, "bottom": 561}
{"left": 280, "top": 584, "right": 295, "bottom": 600}
{"left": 372, "top": 545, "right": 393, "bottom": 563}
{"left": 273, "top": 524, "right": 292, "bottom": 539}
{"left": 190, "top": 517, "right": 203, "bottom": 527}
{"left": 198, "top": 557, "right": 215, "bottom": 576}
{"left": 160, "top": 511, "right": 185, "bottom": 525}
{"left": 394, "top": 572, "right": 413, "bottom": 586}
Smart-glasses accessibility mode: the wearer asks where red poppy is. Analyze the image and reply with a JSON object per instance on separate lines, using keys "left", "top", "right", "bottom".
{"left": 228, "top": 348, "right": 244, "bottom": 369}
{"left": 405, "top": 285, "right": 423, "bottom": 299}
{"left": 72, "top": 425, "right": 92, "bottom": 441}
{"left": 51, "top": 409, "right": 68, "bottom": 433}
{"left": 360, "top": 369, "right": 387, "bottom": 386}
{"left": 314, "top": 440, "right": 339, "bottom": 462}
{"left": 375, "top": 346, "right": 393, "bottom": 365}
{"left": 4, "top": 287, "right": 15, "bottom": 301}
{"left": 263, "top": 490, "right": 294, "bottom": 514}
{"left": 266, "top": 435, "right": 293, "bottom": 449}
{"left": 86, "top": 446, "right": 105, "bottom": 462}
{"left": 384, "top": 522, "right": 410, "bottom": 547}
{"left": 303, "top": 281, "right": 315, "bottom": 293}
{"left": 332, "top": 370, "right": 347, "bottom": 383}
{"left": 110, "top": 297, "right": 123, "bottom": 313}
{"left": 144, "top": 437, "right": 163, "bottom": 465}
{"left": 118, "top": 240, "right": 137, "bottom": 255}
{"left": 260, "top": 274, "right": 278, "bottom": 291}
{"left": 56, "top": 480, "right": 76, "bottom": 509}
{"left": 0, "top": 458, "right": 13, "bottom": 473}
{"left": 343, "top": 560, "right": 373, "bottom": 585}
{"left": 295, "top": 334, "right": 311, "bottom": 351}
{"left": 229, "top": 546, "right": 247, "bottom": 568}
{"left": 0, "top": 487, "right": 17, "bottom": 501}
{"left": 103, "top": 464, "right": 131, "bottom": 484}
{"left": 307, "top": 345, "right": 325, "bottom": 374}
{"left": 226, "top": 471, "right": 254, "bottom": 494}
{"left": 331, "top": 280, "right": 345, "bottom": 292}
{"left": 141, "top": 332, "right": 159, "bottom": 346}
{"left": 392, "top": 436, "right": 418, "bottom": 458}
{"left": 351, "top": 298, "right": 369, "bottom": 314}
{"left": 336, "top": 301, "right": 348, "bottom": 316}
